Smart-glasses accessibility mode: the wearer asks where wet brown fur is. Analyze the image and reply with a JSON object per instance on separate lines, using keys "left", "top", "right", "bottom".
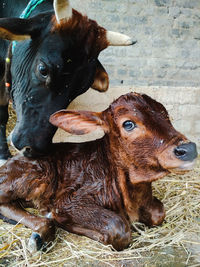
{"left": 0, "top": 93, "right": 194, "bottom": 251}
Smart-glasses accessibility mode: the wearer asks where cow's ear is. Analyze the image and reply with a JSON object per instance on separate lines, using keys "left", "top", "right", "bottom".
{"left": 0, "top": 18, "right": 32, "bottom": 41}
{"left": 0, "top": 15, "right": 45, "bottom": 41}
{"left": 49, "top": 110, "right": 108, "bottom": 135}
{"left": 91, "top": 60, "right": 109, "bottom": 92}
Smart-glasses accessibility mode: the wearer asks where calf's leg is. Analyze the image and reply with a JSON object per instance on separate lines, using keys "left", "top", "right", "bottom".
{"left": 134, "top": 183, "right": 165, "bottom": 226}
{"left": 53, "top": 204, "right": 131, "bottom": 251}
{"left": 0, "top": 202, "right": 55, "bottom": 252}
{"left": 138, "top": 196, "right": 165, "bottom": 226}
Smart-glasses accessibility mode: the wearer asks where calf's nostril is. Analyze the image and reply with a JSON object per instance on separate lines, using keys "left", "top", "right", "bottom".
{"left": 174, "top": 147, "right": 187, "bottom": 157}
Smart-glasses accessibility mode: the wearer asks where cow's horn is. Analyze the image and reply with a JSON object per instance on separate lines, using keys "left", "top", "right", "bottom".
{"left": 53, "top": 0, "right": 72, "bottom": 23}
{"left": 106, "top": 31, "right": 137, "bottom": 46}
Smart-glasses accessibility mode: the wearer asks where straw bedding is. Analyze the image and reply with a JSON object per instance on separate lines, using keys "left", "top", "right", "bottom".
{"left": 0, "top": 107, "right": 199, "bottom": 267}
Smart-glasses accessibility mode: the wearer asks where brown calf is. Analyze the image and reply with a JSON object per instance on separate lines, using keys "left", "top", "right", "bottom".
{"left": 0, "top": 92, "right": 197, "bottom": 252}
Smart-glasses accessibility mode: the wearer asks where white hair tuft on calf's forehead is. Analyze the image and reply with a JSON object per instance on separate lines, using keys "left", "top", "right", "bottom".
{"left": 53, "top": 0, "right": 72, "bottom": 23}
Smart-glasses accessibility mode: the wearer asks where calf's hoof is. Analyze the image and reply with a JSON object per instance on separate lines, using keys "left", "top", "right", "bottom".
{"left": 28, "top": 232, "right": 53, "bottom": 253}
{"left": 28, "top": 220, "right": 56, "bottom": 253}
{"left": 28, "top": 232, "right": 44, "bottom": 253}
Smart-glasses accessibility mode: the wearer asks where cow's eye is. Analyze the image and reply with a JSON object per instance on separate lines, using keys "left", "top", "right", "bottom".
{"left": 123, "top": 120, "right": 136, "bottom": 132}
{"left": 38, "top": 63, "right": 48, "bottom": 78}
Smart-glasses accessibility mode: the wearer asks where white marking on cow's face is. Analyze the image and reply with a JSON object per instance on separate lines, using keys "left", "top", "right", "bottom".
{"left": 9, "top": 130, "right": 21, "bottom": 153}
{"left": 9, "top": 130, "right": 31, "bottom": 156}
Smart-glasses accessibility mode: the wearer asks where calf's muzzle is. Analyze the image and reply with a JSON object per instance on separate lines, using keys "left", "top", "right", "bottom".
{"left": 174, "top": 142, "right": 198, "bottom": 162}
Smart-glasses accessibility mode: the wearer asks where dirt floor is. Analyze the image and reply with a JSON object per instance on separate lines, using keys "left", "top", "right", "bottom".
{"left": 0, "top": 107, "right": 199, "bottom": 267}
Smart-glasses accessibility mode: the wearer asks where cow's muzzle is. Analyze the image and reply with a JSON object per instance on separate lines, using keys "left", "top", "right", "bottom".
{"left": 10, "top": 129, "right": 52, "bottom": 158}
{"left": 174, "top": 142, "right": 197, "bottom": 162}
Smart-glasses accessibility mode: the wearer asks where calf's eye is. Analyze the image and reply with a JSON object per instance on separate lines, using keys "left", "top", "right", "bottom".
{"left": 123, "top": 120, "right": 136, "bottom": 132}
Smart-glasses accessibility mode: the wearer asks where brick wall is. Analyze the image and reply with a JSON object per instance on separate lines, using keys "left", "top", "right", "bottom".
{"left": 54, "top": 0, "right": 200, "bottom": 149}
{"left": 71, "top": 0, "right": 200, "bottom": 87}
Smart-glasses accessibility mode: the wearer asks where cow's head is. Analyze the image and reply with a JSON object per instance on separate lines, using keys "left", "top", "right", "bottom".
{"left": 50, "top": 92, "right": 198, "bottom": 183}
{"left": 0, "top": 0, "right": 135, "bottom": 157}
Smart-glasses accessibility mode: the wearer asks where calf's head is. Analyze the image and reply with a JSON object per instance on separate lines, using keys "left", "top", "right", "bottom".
{"left": 0, "top": 0, "right": 135, "bottom": 156}
{"left": 50, "top": 92, "right": 197, "bottom": 183}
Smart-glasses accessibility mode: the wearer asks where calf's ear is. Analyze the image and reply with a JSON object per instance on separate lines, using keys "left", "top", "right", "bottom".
{"left": 49, "top": 110, "right": 108, "bottom": 135}
{"left": 91, "top": 60, "right": 109, "bottom": 92}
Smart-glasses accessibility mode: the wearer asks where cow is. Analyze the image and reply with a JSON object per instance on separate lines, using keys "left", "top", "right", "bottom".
{"left": 0, "top": 0, "right": 135, "bottom": 165}
{"left": 0, "top": 92, "right": 197, "bottom": 252}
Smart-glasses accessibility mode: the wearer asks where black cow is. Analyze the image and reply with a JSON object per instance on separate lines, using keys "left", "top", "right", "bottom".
{"left": 0, "top": 0, "right": 135, "bottom": 164}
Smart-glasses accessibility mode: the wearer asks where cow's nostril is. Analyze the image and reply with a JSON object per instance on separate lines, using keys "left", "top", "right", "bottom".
{"left": 22, "top": 146, "right": 33, "bottom": 157}
{"left": 25, "top": 146, "right": 31, "bottom": 152}
{"left": 174, "top": 142, "right": 198, "bottom": 161}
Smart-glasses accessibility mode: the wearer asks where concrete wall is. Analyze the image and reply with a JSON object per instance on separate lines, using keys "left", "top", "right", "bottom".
{"left": 54, "top": 0, "right": 200, "bottom": 149}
